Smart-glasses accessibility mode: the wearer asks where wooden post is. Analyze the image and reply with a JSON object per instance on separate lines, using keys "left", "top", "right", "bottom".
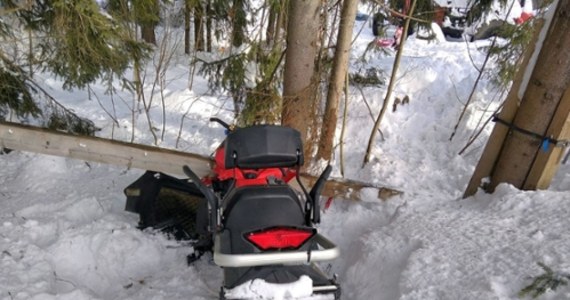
{"left": 489, "top": 1, "right": 570, "bottom": 192}
{"left": 463, "top": 18, "right": 544, "bottom": 197}
{"left": 465, "top": 1, "right": 570, "bottom": 196}
{"left": 524, "top": 86, "right": 570, "bottom": 189}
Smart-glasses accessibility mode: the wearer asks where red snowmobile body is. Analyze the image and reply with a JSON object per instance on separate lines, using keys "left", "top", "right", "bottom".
{"left": 124, "top": 119, "right": 340, "bottom": 299}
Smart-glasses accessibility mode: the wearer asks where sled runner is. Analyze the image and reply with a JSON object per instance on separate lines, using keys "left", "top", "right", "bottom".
{"left": 124, "top": 118, "right": 341, "bottom": 299}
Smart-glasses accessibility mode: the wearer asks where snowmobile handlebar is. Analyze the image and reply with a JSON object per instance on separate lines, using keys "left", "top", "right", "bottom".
{"left": 209, "top": 117, "right": 233, "bottom": 132}
{"left": 183, "top": 165, "right": 218, "bottom": 232}
{"left": 309, "top": 164, "right": 332, "bottom": 224}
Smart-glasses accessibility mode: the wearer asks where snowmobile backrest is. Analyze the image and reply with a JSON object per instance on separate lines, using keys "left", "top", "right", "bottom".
{"left": 224, "top": 125, "right": 304, "bottom": 169}
{"left": 222, "top": 185, "right": 306, "bottom": 254}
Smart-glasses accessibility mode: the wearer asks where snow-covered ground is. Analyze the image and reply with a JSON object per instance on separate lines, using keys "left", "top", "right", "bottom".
{"left": 2, "top": 12, "right": 570, "bottom": 300}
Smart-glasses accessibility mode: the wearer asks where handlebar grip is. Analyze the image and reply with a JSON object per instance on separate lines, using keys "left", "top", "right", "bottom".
{"left": 209, "top": 117, "right": 232, "bottom": 131}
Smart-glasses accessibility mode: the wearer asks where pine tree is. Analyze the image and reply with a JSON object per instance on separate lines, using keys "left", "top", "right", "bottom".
{"left": 0, "top": 0, "right": 149, "bottom": 134}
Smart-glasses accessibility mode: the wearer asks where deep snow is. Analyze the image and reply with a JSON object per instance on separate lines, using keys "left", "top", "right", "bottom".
{"left": 2, "top": 7, "right": 570, "bottom": 300}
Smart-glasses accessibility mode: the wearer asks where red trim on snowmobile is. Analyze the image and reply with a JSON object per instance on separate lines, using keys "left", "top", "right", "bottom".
{"left": 208, "top": 146, "right": 297, "bottom": 188}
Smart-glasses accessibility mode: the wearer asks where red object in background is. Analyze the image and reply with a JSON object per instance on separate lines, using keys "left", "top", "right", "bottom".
{"left": 376, "top": 37, "right": 395, "bottom": 48}
{"left": 515, "top": 11, "right": 533, "bottom": 24}
{"left": 324, "top": 197, "right": 334, "bottom": 210}
{"left": 434, "top": 7, "right": 446, "bottom": 26}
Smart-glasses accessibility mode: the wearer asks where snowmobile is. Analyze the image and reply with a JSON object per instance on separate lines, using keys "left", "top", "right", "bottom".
{"left": 124, "top": 118, "right": 341, "bottom": 299}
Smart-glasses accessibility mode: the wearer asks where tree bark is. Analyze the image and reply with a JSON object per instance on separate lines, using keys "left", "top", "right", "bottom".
{"left": 316, "top": 0, "right": 358, "bottom": 161}
{"left": 206, "top": 0, "right": 212, "bottom": 52}
{"left": 282, "top": 0, "right": 322, "bottom": 161}
{"left": 194, "top": 3, "right": 204, "bottom": 51}
{"left": 141, "top": 25, "right": 156, "bottom": 45}
{"left": 266, "top": 1, "right": 277, "bottom": 46}
{"left": 231, "top": 0, "right": 246, "bottom": 47}
{"left": 138, "top": 0, "right": 159, "bottom": 45}
{"left": 184, "top": 1, "right": 191, "bottom": 54}
{"left": 489, "top": 0, "right": 570, "bottom": 192}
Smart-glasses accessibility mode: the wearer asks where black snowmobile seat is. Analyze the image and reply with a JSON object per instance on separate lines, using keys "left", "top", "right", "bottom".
{"left": 224, "top": 125, "right": 304, "bottom": 169}
{"left": 221, "top": 184, "right": 306, "bottom": 254}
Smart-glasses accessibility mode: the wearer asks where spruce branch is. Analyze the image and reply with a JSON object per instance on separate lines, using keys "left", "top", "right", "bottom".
{"left": 519, "top": 262, "right": 570, "bottom": 299}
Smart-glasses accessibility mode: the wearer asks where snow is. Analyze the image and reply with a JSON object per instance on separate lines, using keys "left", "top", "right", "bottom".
{"left": 2, "top": 7, "right": 570, "bottom": 300}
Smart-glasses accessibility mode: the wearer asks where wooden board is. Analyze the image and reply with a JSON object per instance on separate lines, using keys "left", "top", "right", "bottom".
{"left": 0, "top": 121, "right": 401, "bottom": 201}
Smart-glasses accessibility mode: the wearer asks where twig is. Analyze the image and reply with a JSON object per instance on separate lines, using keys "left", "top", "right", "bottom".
{"left": 339, "top": 72, "right": 349, "bottom": 177}
{"left": 88, "top": 85, "right": 120, "bottom": 126}
{"left": 449, "top": 0, "right": 517, "bottom": 141}
{"left": 353, "top": 82, "right": 384, "bottom": 139}
{"left": 449, "top": 35, "right": 498, "bottom": 142}
{"left": 363, "top": 0, "right": 417, "bottom": 166}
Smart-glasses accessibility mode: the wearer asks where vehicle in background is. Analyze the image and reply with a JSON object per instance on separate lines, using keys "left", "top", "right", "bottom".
{"left": 433, "top": 0, "right": 536, "bottom": 41}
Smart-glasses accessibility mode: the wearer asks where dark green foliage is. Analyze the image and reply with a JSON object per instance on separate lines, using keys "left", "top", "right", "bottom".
{"left": 230, "top": 0, "right": 248, "bottom": 47}
{"left": 486, "top": 18, "right": 535, "bottom": 87}
{"left": 349, "top": 67, "right": 386, "bottom": 86}
{"left": 0, "top": 58, "right": 96, "bottom": 135}
{"left": 0, "top": 67, "right": 40, "bottom": 120}
{"left": 46, "top": 111, "right": 97, "bottom": 135}
{"left": 5, "top": 0, "right": 150, "bottom": 90}
{"left": 198, "top": 53, "right": 248, "bottom": 116}
{"left": 198, "top": 41, "right": 285, "bottom": 126}
{"left": 466, "top": 0, "right": 508, "bottom": 25}
{"left": 107, "top": 0, "right": 160, "bottom": 25}
{"left": 239, "top": 44, "right": 284, "bottom": 126}
{"left": 0, "top": 0, "right": 147, "bottom": 134}
{"left": 49, "top": 1, "right": 141, "bottom": 88}
{"left": 239, "top": 85, "right": 281, "bottom": 126}
{"left": 519, "top": 262, "right": 570, "bottom": 299}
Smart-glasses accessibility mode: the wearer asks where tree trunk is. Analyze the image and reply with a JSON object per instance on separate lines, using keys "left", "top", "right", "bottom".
{"left": 316, "top": 0, "right": 358, "bottom": 161}
{"left": 489, "top": 0, "right": 570, "bottom": 192}
{"left": 138, "top": 0, "right": 159, "bottom": 45}
{"left": 275, "top": 1, "right": 286, "bottom": 46}
{"left": 194, "top": 3, "right": 204, "bottom": 51}
{"left": 282, "top": 0, "right": 322, "bottom": 161}
{"left": 141, "top": 25, "right": 156, "bottom": 45}
{"left": 463, "top": 18, "right": 544, "bottom": 198}
{"left": 206, "top": 0, "right": 212, "bottom": 52}
{"left": 231, "top": 0, "right": 246, "bottom": 47}
{"left": 184, "top": 1, "right": 191, "bottom": 54}
{"left": 265, "top": 1, "right": 277, "bottom": 46}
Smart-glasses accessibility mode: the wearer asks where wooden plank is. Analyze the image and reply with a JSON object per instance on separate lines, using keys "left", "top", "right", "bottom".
{"left": 0, "top": 121, "right": 213, "bottom": 178}
{"left": 0, "top": 121, "right": 401, "bottom": 201}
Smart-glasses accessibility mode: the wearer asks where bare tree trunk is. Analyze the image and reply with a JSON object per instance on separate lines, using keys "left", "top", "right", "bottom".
{"left": 281, "top": 0, "right": 322, "bottom": 161}
{"left": 316, "top": 0, "right": 358, "bottom": 161}
{"left": 339, "top": 72, "right": 349, "bottom": 176}
{"left": 206, "top": 0, "right": 212, "bottom": 52}
{"left": 141, "top": 25, "right": 156, "bottom": 45}
{"left": 194, "top": 3, "right": 204, "bottom": 51}
{"left": 184, "top": 1, "right": 191, "bottom": 54}
{"left": 275, "top": 0, "right": 286, "bottom": 46}
{"left": 488, "top": 0, "right": 570, "bottom": 192}
{"left": 265, "top": 1, "right": 277, "bottom": 46}
{"left": 231, "top": 0, "right": 246, "bottom": 47}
